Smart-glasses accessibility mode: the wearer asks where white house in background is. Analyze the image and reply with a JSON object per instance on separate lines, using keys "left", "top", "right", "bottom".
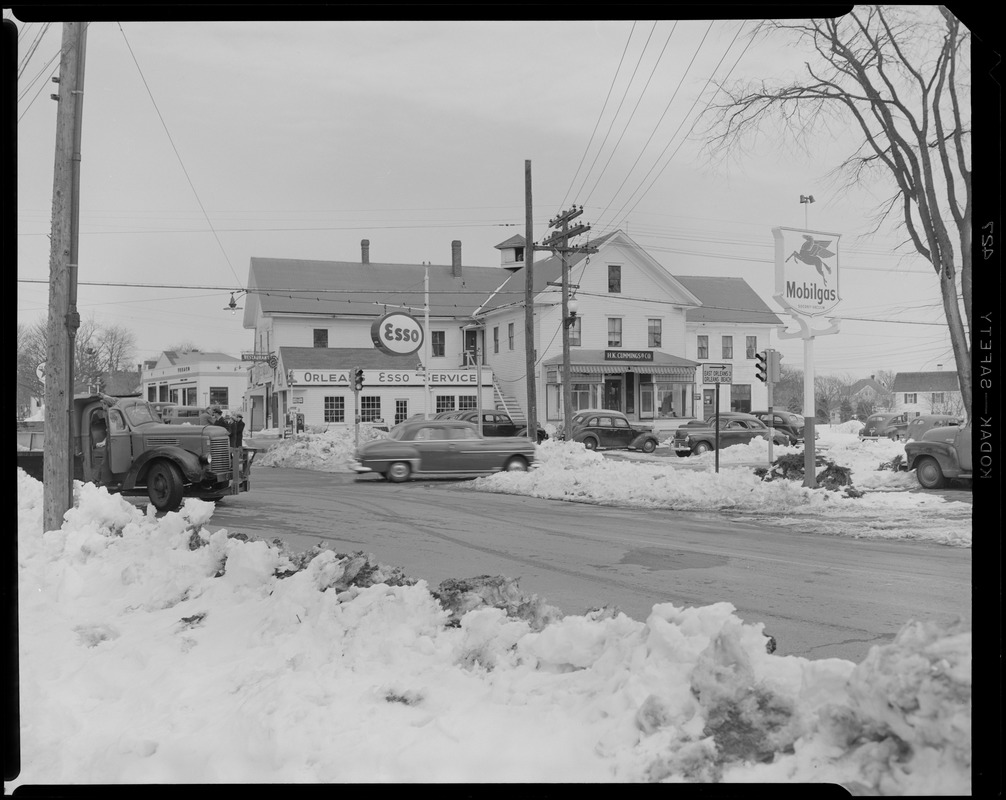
{"left": 891, "top": 370, "right": 964, "bottom": 417}
{"left": 140, "top": 350, "right": 248, "bottom": 412}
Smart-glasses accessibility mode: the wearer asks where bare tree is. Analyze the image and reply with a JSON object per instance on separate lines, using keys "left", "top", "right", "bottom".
{"left": 873, "top": 369, "right": 897, "bottom": 411}
{"left": 703, "top": 7, "right": 971, "bottom": 420}
{"left": 164, "top": 341, "right": 201, "bottom": 355}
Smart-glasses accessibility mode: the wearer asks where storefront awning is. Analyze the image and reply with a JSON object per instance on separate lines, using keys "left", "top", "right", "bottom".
{"left": 559, "top": 364, "right": 694, "bottom": 377}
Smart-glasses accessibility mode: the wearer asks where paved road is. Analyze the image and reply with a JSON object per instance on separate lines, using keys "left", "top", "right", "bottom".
{"left": 206, "top": 466, "right": 971, "bottom": 663}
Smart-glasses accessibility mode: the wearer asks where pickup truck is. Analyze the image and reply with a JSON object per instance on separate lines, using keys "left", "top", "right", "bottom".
{"left": 17, "top": 395, "right": 255, "bottom": 511}
{"left": 903, "top": 421, "right": 972, "bottom": 489}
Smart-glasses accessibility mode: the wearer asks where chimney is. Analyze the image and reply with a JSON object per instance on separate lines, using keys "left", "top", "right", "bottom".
{"left": 451, "top": 240, "right": 462, "bottom": 277}
{"left": 361, "top": 239, "right": 370, "bottom": 264}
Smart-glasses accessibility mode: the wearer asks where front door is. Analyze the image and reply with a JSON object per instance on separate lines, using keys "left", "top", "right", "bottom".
{"left": 604, "top": 378, "right": 621, "bottom": 411}
{"left": 640, "top": 380, "right": 654, "bottom": 419}
{"left": 464, "top": 329, "right": 479, "bottom": 366}
{"left": 703, "top": 389, "right": 715, "bottom": 420}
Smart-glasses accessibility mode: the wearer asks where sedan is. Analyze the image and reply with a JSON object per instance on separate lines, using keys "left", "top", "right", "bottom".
{"left": 672, "top": 413, "right": 789, "bottom": 456}
{"left": 565, "top": 410, "right": 659, "bottom": 453}
{"left": 350, "top": 418, "right": 535, "bottom": 482}
{"left": 749, "top": 410, "right": 807, "bottom": 445}
{"left": 860, "top": 412, "right": 909, "bottom": 440}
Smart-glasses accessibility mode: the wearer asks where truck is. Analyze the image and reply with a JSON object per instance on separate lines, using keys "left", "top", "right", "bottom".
{"left": 903, "top": 420, "right": 972, "bottom": 489}
{"left": 16, "top": 395, "right": 255, "bottom": 511}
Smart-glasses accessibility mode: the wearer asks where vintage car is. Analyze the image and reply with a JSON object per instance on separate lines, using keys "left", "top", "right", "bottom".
{"left": 859, "top": 412, "right": 910, "bottom": 440}
{"left": 446, "top": 409, "right": 548, "bottom": 443}
{"left": 749, "top": 410, "right": 807, "bottom": 445}
{"left": 672, "top": 412, "right": 790, "bottom": 456}
{"left": 349, "top": 418, "right": 535, "bottom": 482}
{"left": 903, "top": 414, "right": 964, "bottom": 442}
{"left": 562, "top": 409, "right": 659, "bottom": 452}
{"left": 904, "top": 421, "right": 972, "bottom": 489}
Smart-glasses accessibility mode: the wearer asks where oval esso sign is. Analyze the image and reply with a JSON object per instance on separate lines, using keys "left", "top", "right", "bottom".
{"left": 371, "top": 312, "right": 425, "bottom": 356}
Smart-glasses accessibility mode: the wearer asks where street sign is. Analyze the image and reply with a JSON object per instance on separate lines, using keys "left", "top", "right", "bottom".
{"left": 240, "top": 352, "right": 272, "bottom": 362}
{"left": 702, "top": 363, "right": 733, "bottom": 384}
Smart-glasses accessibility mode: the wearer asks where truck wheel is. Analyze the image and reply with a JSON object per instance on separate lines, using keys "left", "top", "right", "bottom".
{"left": 914, "top": 456, "right": 947, "bottom": 490}
{"left": 692, "top": 441, "right": 712, "bottom": 455}
{"left": 640, "top": 438, "right": 657, "bottom": 453}
{"left": 386, "top": 461, "right": 411, "bottom": 482}
{"left": 147, "top": 461, "right": 184, "bottom": 511}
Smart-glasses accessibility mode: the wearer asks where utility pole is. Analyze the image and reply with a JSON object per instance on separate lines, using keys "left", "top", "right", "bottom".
{"left": 43, "top": 21, "right": 87, "bottom": 533}
{"left": 541, "top": 206, "right": 596, "bottom": 440}
{"left": 523, "top": 160, "right": 537, "bottom": 440}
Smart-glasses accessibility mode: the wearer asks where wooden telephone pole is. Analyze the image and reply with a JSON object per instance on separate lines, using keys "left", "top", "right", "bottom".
{"left": 43, "top": 21, "right": 87, "bottom": 532}
{"left": 523, "top": 160, "right": 536, "bottom": 439}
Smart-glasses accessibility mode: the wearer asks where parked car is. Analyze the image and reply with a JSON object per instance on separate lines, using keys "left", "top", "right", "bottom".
{"left": 160, "top": 405, "right": 206, "bottom": 425}
{"left": 563, "top": 409, "right": 659, "bottom": 452}
{"left": 859, "top": 412, "right": 909, "bottom": 440}
{"left": 447, "top": 409, "right": 520, "bottom": 437}
{"left": 672, "top": 412, "right": 789, "bottom": 456}
{"left": 749, "top": 410, "right": 806, "bottom": 445}
{"left": 904, "top": 421, "right": 972, "bottom": 489}
{"left": 350, "top": 418, "right": 535, "bottom": 482}
{"left": 903, "top": 414, "right": 964, "bottom": 442}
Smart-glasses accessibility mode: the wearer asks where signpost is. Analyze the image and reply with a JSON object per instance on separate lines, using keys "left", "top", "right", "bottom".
{"left": 702, "top": 364, "right": 732, "bottom": 473}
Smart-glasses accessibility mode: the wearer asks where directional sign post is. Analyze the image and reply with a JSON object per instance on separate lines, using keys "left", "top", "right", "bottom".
{"left": 702, "top": 364, "right": 732, "bottom": 473}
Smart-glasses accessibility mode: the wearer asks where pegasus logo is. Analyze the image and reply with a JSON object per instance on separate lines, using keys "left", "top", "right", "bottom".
{"left": 786, "top": 235, "right": 835, "bottom": 285}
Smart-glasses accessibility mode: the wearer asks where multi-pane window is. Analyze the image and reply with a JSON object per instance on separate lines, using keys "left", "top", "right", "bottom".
{"left": 746, "top": 336, "right": 758, "bottom": 359}
{"left": 313, "top": 329, "right": 328, "bottom": 348}
{"left": 435, "top": 395, "right": 455, "bottom": 414}
{"left": 458, "top": 395, "right": 478, "bottom": 410}
{"left": 394, "top": 400, "right": 409, "bottom": 426}
{"left": 608, "top": 265, "right": 621, "bottom": 293}
{"left": 931, "top": 393, "right": 944, "bottom": 403}
{"left": 648, "top": 319, "right": 662, "bottom": 348}
{"left": 324, "top": 396, "right": 346, "bottom": 423}
{"left": 571, "top": 383, "right": 592, "bottom": 411}
{"left": 209, "top": 387, "right": 228, "bottom": 406}
{"left": 432, "top": 331, "right": 446, "bottom": 358}
{"left": 905, "top": 393, "right": 917, "bottom": 404}
{"left": 607, "top": 318, "right": 622, "bottom": 347}
{"left": 568, "top": 317, "right": 581, "bottom": 347}
{"left": 493, "top": 326, "right": 499, "bottom": 354}
{"left": 508, "top": 323, "right": 515, "bottom": 350}
{"left": 721, "top": 336, "right": 733, "bottom": 360}
{"left": 360, "top": 396, "right": 382, "bottom": 422}
{"left": 697, "top": 335, "right": 708, "bottom": 359}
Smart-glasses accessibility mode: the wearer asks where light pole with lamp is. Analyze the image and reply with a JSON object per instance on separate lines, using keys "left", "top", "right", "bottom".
{"left": 799, "top": 194, "right": 814, "bottom": 228}
{"left": 562, "top": 296, "right": 579, "bottom": 441}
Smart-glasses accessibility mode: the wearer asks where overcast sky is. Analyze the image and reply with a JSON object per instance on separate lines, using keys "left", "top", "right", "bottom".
{"left": 12, "top": 13, "right": 972, "bottom": 377}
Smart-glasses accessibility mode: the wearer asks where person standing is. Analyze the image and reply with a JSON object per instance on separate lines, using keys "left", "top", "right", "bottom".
{"left": 227, "top": 412, "right": 246, "bottom": 495}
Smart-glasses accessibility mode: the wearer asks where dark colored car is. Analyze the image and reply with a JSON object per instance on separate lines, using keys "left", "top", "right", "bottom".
{"left": 672, "top": 412, "right": 789, "bottom": 456}
{"left": 350, "top": 418, "right": 535, "bottom": 482}
{"left": 434, "top": 409, "right": 547, "bottom": 443}
{"left": 903, "top": 414, "right": 964, "bottom": 443}
{"left": 860, "top": 412, "right": 909, "bottom": 440}
{"left": 565, "top": 409, "right": 659, "bottom": 453}
{"left": 749, "top": 410, "right": 806, "bottom": 445}
{"left": 904, "top": 421, "right": 972, "bottom": 489}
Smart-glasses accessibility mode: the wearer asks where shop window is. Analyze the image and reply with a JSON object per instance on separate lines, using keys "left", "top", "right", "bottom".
{"left": 313, "top": 329, "right": 328, "bottom": 348}
{"left": 571, "top": 383, "right": 592, "bottom": 411}
{"left": 324, "top": 396, "right": 345, "bottom": 423}
{"left": 209, "top": 387, "right": 228, "bottom": 406}
{"left": 431, "top": 330, "right": 446, "bottom": 358}
{"left": 746, "top": 336, "right": 757, "bottom": 358}
{"left": 458, "top": 395, "right": 478, "bottom": 410}
{"left": 608, "top": 265, "right": 621, "bottom": 293}
{"left": 721, "top": 336, "right": 733, "bottom": 360}
{"left": 435, "top": 395, "right": 455, "bottom": 414}
{"left": 648, "top": 319, "right": 662, "bottom": 348}
{"left": 730, "top": 384, "right": 751, "bottom": 413}
{"left": 608, "top": 318, "right": 622, "bottom": 348}
{"left": 697, "top": 335, "right": 708, "bottom": 359}
{"left": 360, "top": 396, "right": 382, "bottom": 422}
{"left": 569, "top": 317, "right": 581, "bottom": 346}
{"left": 147, "top": 386, "right": 156, "bottom": 401}
{"left": 169, "top": 389, "right": 179, "bottom": 404}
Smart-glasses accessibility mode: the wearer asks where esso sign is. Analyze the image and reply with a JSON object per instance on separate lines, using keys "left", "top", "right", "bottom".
{"left": 371, "top": 312, "right": 425, "bottom": 356}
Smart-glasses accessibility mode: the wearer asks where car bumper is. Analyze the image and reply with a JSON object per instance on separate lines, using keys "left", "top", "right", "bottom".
{"left": 672, "top": 443, "right": 691, "bottom": 453}
{"left": 349, "top": 460, "right": 373, "bottom": 474}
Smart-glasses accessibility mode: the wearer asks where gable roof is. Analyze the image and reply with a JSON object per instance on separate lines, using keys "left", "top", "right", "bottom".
{"left": 495, "top": 234, "right": 526, "bottom": 250}
{"left": 848, "top": 377, "right": 888, "bottom": 396}
{"left": 245, "top": 257, "right": 509, "bottom": 324}
{"left": 279, "top": 346, "right": 421, "bottom": 371}
{"left": 891, "top": 371, "right": 960, "bottom": 392}
{"left": 674, "top": 276, "right": 783, "bottom": 325}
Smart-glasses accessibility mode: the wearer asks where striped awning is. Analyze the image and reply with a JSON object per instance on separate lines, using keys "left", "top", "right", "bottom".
{"left": 560, "top": 364, "right": 694, "bottom": 377}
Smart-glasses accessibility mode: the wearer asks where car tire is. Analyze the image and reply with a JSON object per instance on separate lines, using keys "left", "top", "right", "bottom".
{"left": 386, "top": 461, "right": 411, "bottom": 483}
{"left": 147, "top": 460, "right": 184, "bottom": 511}
{"left": 692, "top": 441, "right": 712, "bottom": 455}
{"left": 503, "top": 456, "right": 529, "bottom": 472}
{"left": 640, "top": 438, "right": 656, "bottom": 453}
{"left": 914, "top": 456, "right": 947, "bottom": 490}
{"left": 582, "top": 437, "right": 599, "bottom": 450}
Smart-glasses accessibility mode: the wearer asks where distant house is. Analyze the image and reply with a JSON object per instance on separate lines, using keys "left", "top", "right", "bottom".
{"left": 891, "top": 371, "right": 963, "bottom": 416}
{"left": 140, "top": 350, "right": 248, "bottom": 411}
{"left": 846, "top": 374, "right": 893, "bottom": 418}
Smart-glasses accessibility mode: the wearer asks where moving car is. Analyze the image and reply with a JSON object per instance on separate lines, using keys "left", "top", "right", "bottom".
{"left": 903, "top": 414, "right": 963, "bottom": 442}
{"left": 859, "top": 412, "right": 909, "bottom": 440}
{"left": 350, "top": 418, "right": 535, "bottom": 482}
{"left": 563, "top": 409, "right": 659, "bottom": 453}
{"left": 749, "top": 410, "right": 806, "bottom": 445}
{"left": 672, "top": 412, "right": 789, "bottom": 456}
{"left": 904, "top": 421, "right": 972, "bottom": 489}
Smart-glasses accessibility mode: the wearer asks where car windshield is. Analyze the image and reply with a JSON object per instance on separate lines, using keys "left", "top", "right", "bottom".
{"left": 386, "top": 425, "right": 408, "bottom": 441}
{"left": 123, "top": 403, "right": 160, "bottom": 426}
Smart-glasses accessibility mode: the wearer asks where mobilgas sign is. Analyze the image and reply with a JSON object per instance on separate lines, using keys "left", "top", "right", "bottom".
{"left": 371, "top": 311, "right": 424, "bottom": 356}
{"left": 772, "top": 227, "right": 841, "bottom": 317}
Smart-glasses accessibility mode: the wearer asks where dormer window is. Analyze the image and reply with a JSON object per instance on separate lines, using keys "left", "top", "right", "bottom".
{"left": 513, "top": 246, "right": 524, "bottom": 262}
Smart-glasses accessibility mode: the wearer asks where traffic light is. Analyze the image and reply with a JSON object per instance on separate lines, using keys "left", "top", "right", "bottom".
{"left": 768, "top": 350, "right": 783, "bottom": 383}
{"left": 755, "top": 351, "right": 768, "bottom": 383}
{"left": 353, "top": 367, "right": 364, "bottom": 391}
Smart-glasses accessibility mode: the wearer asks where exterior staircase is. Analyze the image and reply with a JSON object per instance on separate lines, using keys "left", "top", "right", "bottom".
{"left": 492, "top": 377, "right": 526, "bottom": 426}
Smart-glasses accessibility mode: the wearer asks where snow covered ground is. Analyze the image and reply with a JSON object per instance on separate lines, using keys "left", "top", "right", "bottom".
{"left": 12, "top": 423, "right": 971, "bottom": 790}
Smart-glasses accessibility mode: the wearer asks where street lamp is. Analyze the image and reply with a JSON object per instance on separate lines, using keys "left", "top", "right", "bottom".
{"left": 564, "top": 298, "right": 580, "bottom": 329}
{"left": 799, "top": 194, "right": 815, "bottom": 228}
